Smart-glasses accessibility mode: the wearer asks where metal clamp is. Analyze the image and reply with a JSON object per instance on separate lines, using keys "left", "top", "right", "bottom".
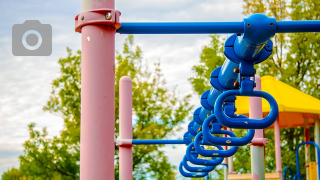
{"left": 75, "top": 9, "right": 121, "bottom": 33}
{"left": 116, "top": 139, "right": 132, "bottom": 146}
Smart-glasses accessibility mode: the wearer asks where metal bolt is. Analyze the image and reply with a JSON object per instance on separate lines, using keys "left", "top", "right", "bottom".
{"left": 234, "top": 82, "right": 240, "bottom": 87}
{"left": 198, "top": 128, "right": 202, "bottom": 132}
{"left": 247, "top": 23, "right": 251, "bottom": 28}
{"left": 270, "top": 23, "right": 274, "bottom": 27}
{"left": 106, "top": 12, "right": 112, "bottom": 20}
{"left": 81, "top": 16, "right": 84, "bottom": 20}
{"left": 233, "top": 68, "right": 239, "bottom": 73}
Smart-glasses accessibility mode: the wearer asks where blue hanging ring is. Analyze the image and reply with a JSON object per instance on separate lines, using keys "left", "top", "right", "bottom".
{"left": 182, "top": 155, "right": 216, "bottom": 172}
{"left": 202, "top": 114, "right": 255, "bottom": 146}
{"left": 214, "top": 90, "right": 278, "bottom": 129}
{"left": 186, "top": 142, "right": 224, "bottom": 166}
{"left": 194, "top": 131, "right": 239, "bottom": 157}
{"left": 179, "top": 162, "right": 208, "bottom": 178}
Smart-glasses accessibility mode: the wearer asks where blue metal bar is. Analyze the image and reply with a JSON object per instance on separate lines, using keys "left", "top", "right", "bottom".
{"left": 276, "top": 21, "right": 320, "bottom": 33}
{"left": 132, "top": 139, "right": 185, "bottom": 145}
{"left": 117, "top": 21, "right": 320, "bottom": 34}
{"left": 117, "top": 22, "right": 244, "bottom": 34}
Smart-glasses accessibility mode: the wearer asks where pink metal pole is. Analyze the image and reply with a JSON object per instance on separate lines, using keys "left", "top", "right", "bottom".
{"left": 274, "top": 117, "right": 282, "bottom": 175}
{"left": 80, "top": 0, "right": 116, "bottom": 179}
{"left": 119, "top": 76, "right": 133, "bottom": 180}
{"left": 250, "top": 75, "right": 265, "bottom": 180}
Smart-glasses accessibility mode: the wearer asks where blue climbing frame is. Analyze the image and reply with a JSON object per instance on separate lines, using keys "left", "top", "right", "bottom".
{"left": 125, "top": 14, "right": 320, "bottom": 178}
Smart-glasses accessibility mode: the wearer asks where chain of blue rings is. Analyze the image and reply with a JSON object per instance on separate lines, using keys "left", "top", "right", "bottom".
{"left": 179, "top": 31, "right": 279, "bottom": 178}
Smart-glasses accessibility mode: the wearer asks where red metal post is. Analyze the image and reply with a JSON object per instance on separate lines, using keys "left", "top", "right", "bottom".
{"left": 79, "top": 0, "right": 116, "bottom": 179}
{"left": 305, "top": 118, "right": 311, "bottom": 180}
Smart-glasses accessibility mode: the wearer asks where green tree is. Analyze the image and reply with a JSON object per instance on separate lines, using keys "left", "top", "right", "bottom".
{"left": 3, "top": 35, "right": 192, "bottom": 180}
{"left": 2, "top": 168, "right": 22, "bottom": 180}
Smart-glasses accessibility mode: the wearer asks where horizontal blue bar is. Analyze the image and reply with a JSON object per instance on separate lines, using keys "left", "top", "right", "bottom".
{"left": 276, "top": 21, "right": 320, "bottom": 33}
{"left": 132, "top": 139, "right": 185, "bottom": 145}
{"left": 117, "top": 22, "right": 244, "bottom": 34}
{"left": 117, "top": 21, "right": 320, "bottom": 34}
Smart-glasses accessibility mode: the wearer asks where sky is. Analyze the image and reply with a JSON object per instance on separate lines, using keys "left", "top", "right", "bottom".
{"left": 0, "top": 0, "right": 246, "bottom": 178}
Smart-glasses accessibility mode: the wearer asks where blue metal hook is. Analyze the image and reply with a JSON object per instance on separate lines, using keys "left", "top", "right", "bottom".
{"left": 186, "top": 142, "right": 224, "bottom": 166}
{"left": 194, "top": 131, "right": 239, "bottom": 157}
{"left": 179, "top": 162, "right": 208, "bottom": 178}
{"left": 202, "top": 114, "right": 255, "bottom": 146}
{"left": 182, "top": 155, "right": 216, "bottom": 172}
{"left": 214, "top": 90, "right": 278, "bottom": 129}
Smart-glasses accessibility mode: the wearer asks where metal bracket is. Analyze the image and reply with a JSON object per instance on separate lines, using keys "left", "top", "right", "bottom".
{"left": 116, "top": 139, "right": 132, "bottom": 146}
{"left": 250, "top": 138, "right": 268, "bottom": 146}
{"left": 75, "top": 9, "right": 121, "bottom": 33}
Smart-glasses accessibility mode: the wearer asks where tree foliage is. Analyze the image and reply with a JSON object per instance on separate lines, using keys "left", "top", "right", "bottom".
{"left": 2, "top": 35, "right": 192, "bottom": 180}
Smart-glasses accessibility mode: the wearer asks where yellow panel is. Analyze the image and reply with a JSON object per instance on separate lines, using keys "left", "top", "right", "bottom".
{"left": 309, "top": 162, "right": 317, "bottom": 180}
{"left": 228, "top": 173, "right": 280, "bottom": 180}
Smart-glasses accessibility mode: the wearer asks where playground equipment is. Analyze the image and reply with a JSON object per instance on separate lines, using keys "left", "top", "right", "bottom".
{"left": 75, "top": 0, "right": 320, "bottom": 179}
{"left": 294, "top": 142, "right": 320, "bottom": 180}
{"left": 282, "top": 141, "right": 320, "bottom": 180}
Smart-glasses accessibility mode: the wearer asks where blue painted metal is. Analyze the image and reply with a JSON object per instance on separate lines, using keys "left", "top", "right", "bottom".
{"left": 186, "top": 142, "right": 224, "bottom": 166}
{"left": 206, "top": 173, "right": 210, "bottom": 180}
{"left": 201, "top": 89, "right": 214, "bottom": 110}
{"left": 283, "top": 166, "right": 293, "bottom": 180}
{"left": 179, "top": 162, "right": 208, "bottom": 178}
{"left": 117, "top": 20, "right": 320, "bottom": 35}
{"left": 207, "top": 87, "right": 222, "bottom": 108}
{"left": 182, "top": 155, "right": 216, "bottom": 172}
{"left": 276, "top": 21, "right": 320, "bottom": 33}
{"left": 224, "top": 34, "right": 273, "bottom": 65}
{"left": 117, "top": 22, "right": 244, "bottom": 34}
{"left": 295, "top": 141, "right": 320, "bottom": 180}
{"left": 214, "top": 90, "right": 278, "bottom": 129}
{"left": 202, "top": 114, "right": 255, "bottom": 145}
{"left": 194, "top": 131, "right": 239, "bottom": 157}
{"left": 242, "top": 14, "right": 276, "bottom": 44}
{"left": 218, "top": 59, "right": 239, "bottom": 89}
{"left": 132, "top": 139, "right": 185, "bottom": 144}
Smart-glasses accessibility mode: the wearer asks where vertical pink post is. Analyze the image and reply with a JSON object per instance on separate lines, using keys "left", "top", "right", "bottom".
{"left": 80, "top": 0, "right": 115, "bottom": 179}
{"left": 119, "top": 76, "right": 133, "bottom": 180}
{"left": 274, "top": 117, "right": 282, "bottom": 175}
{"left": 250, "top": 75, "right": 265, "bottom": 180}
